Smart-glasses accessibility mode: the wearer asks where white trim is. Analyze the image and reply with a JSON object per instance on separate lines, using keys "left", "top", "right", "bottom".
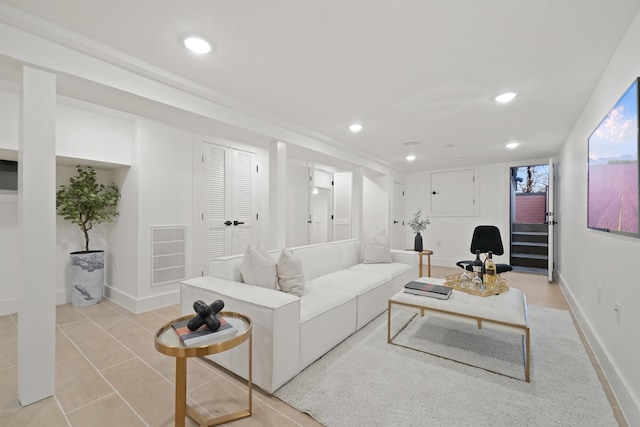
{"left": 105, "top": 284, "right": 180, "bottom": 314}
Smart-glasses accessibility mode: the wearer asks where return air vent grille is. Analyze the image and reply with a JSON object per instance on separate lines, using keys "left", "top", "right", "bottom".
{"left": 151, "top": 226, "right": 187, "bottom": 287}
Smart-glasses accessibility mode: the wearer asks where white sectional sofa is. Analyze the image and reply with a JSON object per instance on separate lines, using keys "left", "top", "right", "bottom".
{"left": 180, "top": 238, "right": 419, "bottom": 393}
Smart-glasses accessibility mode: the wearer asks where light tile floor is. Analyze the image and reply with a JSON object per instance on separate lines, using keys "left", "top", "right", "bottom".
{"left": 0, "top": 266, "right": 627, "bottom": 426}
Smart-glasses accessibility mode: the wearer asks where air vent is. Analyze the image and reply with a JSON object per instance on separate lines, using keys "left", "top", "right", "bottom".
{"left": 151, "top": 226, "right": 187, "bottom": 286}
{"left": 401, "top": 141, "right": 420, "bottom": 146}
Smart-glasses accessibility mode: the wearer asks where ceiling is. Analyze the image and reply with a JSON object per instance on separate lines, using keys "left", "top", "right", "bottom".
{"left": 1, "top": 1, "right": 639, "bottom": 173}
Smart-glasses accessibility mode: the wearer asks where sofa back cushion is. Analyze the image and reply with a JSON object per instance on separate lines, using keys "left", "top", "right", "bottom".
{"left": 290, "top": 243, "right": 343, "bottom": 281}
{"left": 209, "top": 249, "right": 279, "bottom": 282}
{"left": 334, "top": 239, "right": 361, "bottom": 269}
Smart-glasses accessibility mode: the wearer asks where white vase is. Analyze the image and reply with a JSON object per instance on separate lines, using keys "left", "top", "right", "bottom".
{"left": 69, "top": 250, "right": 104, "bottom": 307}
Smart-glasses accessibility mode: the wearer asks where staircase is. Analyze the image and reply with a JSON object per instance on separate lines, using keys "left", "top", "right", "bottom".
{"left": 511, "top": 223, "right": 548, "bottom": 271}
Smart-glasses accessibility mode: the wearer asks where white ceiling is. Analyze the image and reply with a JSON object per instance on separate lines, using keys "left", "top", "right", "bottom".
{"left": 1, "top": 1, "right": 639, "bottom": 172}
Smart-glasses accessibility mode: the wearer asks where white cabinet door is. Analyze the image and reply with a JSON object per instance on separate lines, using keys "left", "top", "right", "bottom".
{"left": 430, "top": 168, "right": 478, "bottom": 216}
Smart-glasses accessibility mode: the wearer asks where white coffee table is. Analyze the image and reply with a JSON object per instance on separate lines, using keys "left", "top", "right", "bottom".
{"left": 388, "top": 277, "right": 531, "bottom": 382}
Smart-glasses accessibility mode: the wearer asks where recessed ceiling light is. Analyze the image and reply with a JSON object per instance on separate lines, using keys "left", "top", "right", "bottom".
{"left": 349, "top": 123, "right": 363, "bottom": 133}
{"left": 183, "top": 36, "right": 212, "bottom": 54}
{"left": 494, "top": 92, "right": 517, "bottom": 103}
{"left": 406, "top": 155, "right": 416, "bottom": 161}
{"left": 505, "top": 142, "right": 519, "bottom": 149}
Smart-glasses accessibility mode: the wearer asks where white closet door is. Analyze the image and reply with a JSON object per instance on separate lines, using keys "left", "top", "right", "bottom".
{"left": 231, "top": 150, "right": 258, "bottom": 255}
{"left": 201, "top": 142, "right": 258, "bottom": 269}
{"left": 205, "top": 144, "right": 230, "bottom": 260}
{"left": 333, "top": 172, "right": 352, "bottom": 241}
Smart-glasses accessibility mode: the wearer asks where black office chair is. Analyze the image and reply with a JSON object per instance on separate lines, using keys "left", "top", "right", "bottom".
{"left": 456, "top": 225, "right": 513, "bottom": 274}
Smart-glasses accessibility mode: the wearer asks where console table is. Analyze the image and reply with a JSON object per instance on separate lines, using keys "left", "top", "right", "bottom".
{"left": 155, "top": 311, "right": 252, "bottom": 427}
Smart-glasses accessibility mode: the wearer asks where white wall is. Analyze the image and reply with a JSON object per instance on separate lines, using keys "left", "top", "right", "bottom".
{"left": 286, "top": 158, "right": 310, "bottom": 248}
{"left": 56, "top": 103, "right": 133, "bottom": 165}
{"left": 556, "top": 10, "right": 640, "bottom": 425}
{"left": 116, "top": 119, "right": 194, "bottom": 312}
{"left": 0, "top": 193, "right": 19, "bottom": 314}
{"left": 362, "top": 174, "right": 389, "bottom": 234}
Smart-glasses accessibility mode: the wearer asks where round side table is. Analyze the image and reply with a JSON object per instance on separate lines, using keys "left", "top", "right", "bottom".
{"left": 155, "top": 311, "right": 252, "bottom": 427}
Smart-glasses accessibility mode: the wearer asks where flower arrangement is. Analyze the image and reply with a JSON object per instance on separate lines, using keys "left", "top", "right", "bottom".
{"left": 408, "top": 209, "right": 430, "bottom": 233}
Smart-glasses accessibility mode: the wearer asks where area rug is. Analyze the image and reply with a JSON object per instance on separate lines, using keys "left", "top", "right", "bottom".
{"left": 275, "top": 305, "right": 617, "bottom": 427}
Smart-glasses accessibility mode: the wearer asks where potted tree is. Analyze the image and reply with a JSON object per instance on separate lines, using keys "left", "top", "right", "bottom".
{"left": 408, "top": 209, "right": 430, "bottom": 252}
{"left": 56, "top": 166, "right": 120, "bottom": 307}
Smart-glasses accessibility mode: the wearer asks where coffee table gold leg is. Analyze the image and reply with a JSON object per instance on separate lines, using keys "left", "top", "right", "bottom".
{"left": 175, "top": 357, "right": 187, "bottom": 427}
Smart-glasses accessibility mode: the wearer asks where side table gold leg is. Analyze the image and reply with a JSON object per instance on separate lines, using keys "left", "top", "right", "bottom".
{"left": 175, "top": 357, "right": 187, "bottom": 427}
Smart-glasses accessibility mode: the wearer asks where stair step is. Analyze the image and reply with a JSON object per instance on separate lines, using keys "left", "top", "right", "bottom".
{"left": 512, "top": 253, "right": 548, "bottom": 260}
{"left": 510, "top": 254, "right": 548, "bottom": 268}
{"left": 512, "top": 241, "right": 548, "bottom": 247}
{"left": 512, "top": 231, "right": 548, "bottom": 236}
{"left": 512, "top": 223, "right": 548, "bottom": 232}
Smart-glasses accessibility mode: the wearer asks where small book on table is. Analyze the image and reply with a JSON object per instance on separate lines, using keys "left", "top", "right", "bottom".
{"left": 404, "top": 281, "right": 452, "bottom": 300}
{"left": 172, "top": 317, "right": 236, "bottom": 346}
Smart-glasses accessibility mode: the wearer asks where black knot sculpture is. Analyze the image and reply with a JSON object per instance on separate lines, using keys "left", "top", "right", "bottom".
{"left": 187, "top": 299, "right": 225, "bottom": 331}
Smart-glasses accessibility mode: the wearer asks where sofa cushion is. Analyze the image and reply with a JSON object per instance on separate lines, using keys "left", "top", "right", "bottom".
{"left": 308, "top": 269, "right": 388, "bottom": 296}
{"left": 239, "top": 245, "right": 278, "bottom": 289}
{"left": 291, "top": 243, "right": 343, "bottom": 281}
{"left": 277, "top": 249, "right": 305, "bottom": 296}
{"left": 361, "top": 229, "right": 392, "bottom": 263}
{"left": 300, "top": 284, "right": 355, "bottom": 324}
{"left": 349, "top": 262, "right": 412, "bottom": 279}
{"left": 334, "top": 239, "right": 361, "bottom": 269}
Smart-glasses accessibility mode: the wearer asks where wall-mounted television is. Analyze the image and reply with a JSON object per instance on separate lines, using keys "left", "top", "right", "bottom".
{"left": 588, "top": 78, "right": 639, "bottom": 237}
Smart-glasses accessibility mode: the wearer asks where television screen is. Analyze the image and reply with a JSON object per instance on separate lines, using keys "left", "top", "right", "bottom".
{"left": 588, "top": 78, "right": 639, "bottom": 237}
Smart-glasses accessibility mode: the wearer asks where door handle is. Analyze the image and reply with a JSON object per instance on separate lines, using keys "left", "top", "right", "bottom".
{"left": 224, "top": 221, "right": 233, "bottom": 226}
{"left": 233, "top": 220, "right": 245, "bottom": 226}
{"left": 393, "top": 220, "right": 400, "bottom": 224}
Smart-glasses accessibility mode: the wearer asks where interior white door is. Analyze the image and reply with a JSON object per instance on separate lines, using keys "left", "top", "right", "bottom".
{"left": 230, "top": 150, "right": 258, "bottom": 254}
{"left": 546, "top": 158, "right": 555, "bottom": 282}
{"left": 199, "top": 142, "right": 258, "bottom": 272}
{"left": 309, "top": 169, "right": 333, "bottom": 244}
{"left": 333, "top": 172, "right": 352, "bottom": 241}
{"left": 392, "top": 182, "right": 405, "bottom": 249}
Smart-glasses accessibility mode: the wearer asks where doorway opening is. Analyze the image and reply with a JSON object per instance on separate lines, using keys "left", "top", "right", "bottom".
{"left": 510, "top": 164, "right": 549, "bottom": 275}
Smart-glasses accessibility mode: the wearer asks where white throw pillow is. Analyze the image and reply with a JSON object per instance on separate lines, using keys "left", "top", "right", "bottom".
{"left": 361, "top": 229, "right": 393, "bottom": 263}
{"left": 276, "top": 249, "right": 305, "bottom": 297}
{"left": 239, "top": 245, "right": 278, "bottom": 289}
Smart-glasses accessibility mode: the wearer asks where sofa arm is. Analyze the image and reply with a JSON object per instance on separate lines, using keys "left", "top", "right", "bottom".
{"left": 391, "top": 249, "right": 419, "bottom": 268}
{"left": 181, "top": 276, "right": 301, "bottom": 393}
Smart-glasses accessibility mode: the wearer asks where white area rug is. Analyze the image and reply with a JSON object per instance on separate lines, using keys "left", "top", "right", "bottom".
{"left": 275, "top": 305, "right": 617, "bottom": 427}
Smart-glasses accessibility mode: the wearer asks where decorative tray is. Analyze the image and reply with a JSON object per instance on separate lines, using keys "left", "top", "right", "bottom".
{"left": 443, "top": 272, "right": 509, "bottom": 297}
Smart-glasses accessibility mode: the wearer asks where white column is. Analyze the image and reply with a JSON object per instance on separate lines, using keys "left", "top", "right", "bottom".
{"left": 18, "top": 66, "right": 56, "bottom": 405}
{"left": 269, "top": 140, "right": 287, "bottom": 248}
{"left": 351, "top": 167, "right": 364, "bottom": 239}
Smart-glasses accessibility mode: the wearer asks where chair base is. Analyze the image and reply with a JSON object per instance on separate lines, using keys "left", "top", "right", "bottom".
{"left": 456, "top": 261, "right": 513, "bottom": 274}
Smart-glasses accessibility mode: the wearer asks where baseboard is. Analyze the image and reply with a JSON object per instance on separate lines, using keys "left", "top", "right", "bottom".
{"left": 0, "top": 290, "right": 70, "bottom": 316}
{"left": 558, "top": 272, "right": 638, "bottom": 427}
{"left": 105, "top": 285, "right": 180, "bottom": 314}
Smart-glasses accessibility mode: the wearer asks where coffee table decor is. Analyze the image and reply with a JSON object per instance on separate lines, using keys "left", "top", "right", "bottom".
{"left": 443, "top": 272, "right": 509, "bottom": 297}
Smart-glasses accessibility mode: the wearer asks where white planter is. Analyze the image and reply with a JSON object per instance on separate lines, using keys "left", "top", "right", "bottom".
{"left": 69, "top": 250, "right": 104, "bottom": 307}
